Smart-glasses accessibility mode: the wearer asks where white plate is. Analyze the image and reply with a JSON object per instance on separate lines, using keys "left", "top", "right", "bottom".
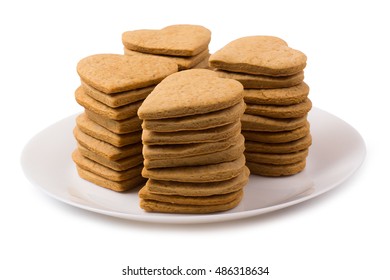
{"left": 21, "top": 107, "right": 365, "bottom": 224}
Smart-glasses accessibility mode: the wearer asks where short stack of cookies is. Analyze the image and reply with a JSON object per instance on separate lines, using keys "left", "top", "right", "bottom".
{"left": 122, "top": 24, "right": 211, "bottom": 70}
{"left": 137, "top": 69, "right": 249, "bottom": 214}
{"left": 72, "top": 53, "right": 178, "bottom": 191}
{"left": 210, "top": 36, "right": 312, "bottom": 176}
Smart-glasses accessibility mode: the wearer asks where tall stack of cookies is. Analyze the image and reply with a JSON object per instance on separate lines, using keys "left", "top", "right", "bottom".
{"left": 72, "top": 54, "right": 177, "bottom": 191}
{"left": 210, "top": 36, "right": 312, "bottom": 176}
{"left": 122, "top": 24, "right": 211, "bottom": 70}
{"left": 137, "top": 69, "right": 249, "bottom": 214}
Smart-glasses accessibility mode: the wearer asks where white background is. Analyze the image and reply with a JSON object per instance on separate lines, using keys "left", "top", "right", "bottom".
{"left": 1, "top": 0, "right": 388, "bottom": 279}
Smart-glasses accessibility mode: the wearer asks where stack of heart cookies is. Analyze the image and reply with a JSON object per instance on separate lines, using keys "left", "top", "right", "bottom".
{"left": 137, "top": 69, "right": 249, "bottom": 213}
{"left": 122, "top": 24, "right": 211, "bottom": 70}
{"left": 72, "top": 53, "right": 178, "bottom": 191}
{"left": 210, "top": 36, "right": 312, "bottom": 176}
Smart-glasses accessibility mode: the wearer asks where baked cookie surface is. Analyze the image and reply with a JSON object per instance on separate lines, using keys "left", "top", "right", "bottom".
{"left": 242, "top": 122, "right": 310, "bottom": 143}
{"left": 143, "top": 133, "right": 242, "bottom": 159}
{"left": 75, "top": 87, "right": 143, "bottom": 120}
{"left": 244, "top": 149, "right": 309, "bottom": 165}
{"left": 122, "top": 24, "right": 211, "bottom": 56}
{"left": 146, "top": 167, "right": 249, "bottom": 196}
{"left": 245, "top": 134, "right": 312, "bottom": 153}
{"left": 78, "top": 144, "right": 143, "bottom": 171}
{"left": 138, "top": 69, "right": 244, "bottom": 119}
{"left": 81, "top": 81, "right": 153, "bottom": 108}
{"left": 215, "top": 70, "right": 305, "bottom": 89}
{"left": 209, "top": 36, "right": 307, "bottom": 76}
{"left": 74, "top": 127, "right": 142, "bottom": 160}
{"left": 124, "top": 48, "right": 210, "bottom": 70}
{"left": 243, "top": 82, "right": 309, "bottom": 105}
{"left": 75, "top": 165, "right": 146, "bottom": 192}
{"left": 144, "top": 138, "right": 245, "bottom": 169}
{"left": 139, "top": 192, "right": 243, "bottom": 214}
{"left": 85, "top": 110, "right": 142, "bottom": 134}
{"left": 76, "top": 113, "right": 142, "bottom": 147}
{"left": 141, "top": 121, "right": 241, "bottom": 145}
{"left": 142, "top": 155, "right": 246, "bottom": 183}
{"left": 246, "top": 160, "right": 306, "bottom": 177}
{"left": 141, "top": 100, "right": 245, "bottom": 132}
{"left": 241, "top": 113, "right": 307, "bottom": 132}
{"left": 72, "top": 149, "right": 143, "bottom": 182}
{"left": 77, "top": 54, "right": 177, "bottom": 93}
{"left": 245, "top": 98, "right": 312, "bottom": 118}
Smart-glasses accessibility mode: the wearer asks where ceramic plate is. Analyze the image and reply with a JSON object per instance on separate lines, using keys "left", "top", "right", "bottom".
{"left": 21, "top": 107, "right": 366, "bottom": 224}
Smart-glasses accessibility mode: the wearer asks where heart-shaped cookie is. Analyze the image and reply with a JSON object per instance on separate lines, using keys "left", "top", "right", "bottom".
{"left": 122, "top": 24, "right": 211, "bottom": 57}
{"left": 209, "top": 36, "right": 307, "bottom": 76}
{"left": 77, "top": 54, "right": 177, "bottom": 94}
{"left": 137, "top": 69, "right": 244, "bottom": 119}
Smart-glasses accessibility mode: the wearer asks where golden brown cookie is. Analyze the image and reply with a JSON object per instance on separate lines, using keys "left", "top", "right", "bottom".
{"left": 242, "top": 121, "right": 310, "bottom": 143}
{"left": 245, "top": 98, "right": 312, "bottom": 118}
{"left": 141, "top": 100, "right": 245, "bottom": 132}
{"left": 141, "top": 120, "right": 241, "bottom": 145}
{"left": 241, "top": 113, "right": 307, "bottom": 132}
{"left": 72, "top": 149, "right": 143, "bottom": 182}
{"left": 209, "top": 36, "right": 307, "bottom": 76}
{"left": 77, "top": 144, "right": 143, "bottom": 171}
{"left": 76, "top": 113, "right": 142, "bottom": 147}
{"left": 139, "top": 190, "right": 243, "bottom": 214}
{"left": 215, "top": 70, "right": 304, "bottom": 89}
{"left": 146, "top": 166, "right": 249, "bottom": 196}
{"left": 246, "top": 160, "right": 306, "bottom": 177}
{"left": 74, "top": 126, "right": 142, "bottom": 160}
{"left": 245, "top": 134, "right": 312, "bottom": 153}
{"left": 85, "top": 109, "right": 142, "bottom": 134}
{"left": 243, "top": 82, "right": 310, "bottom": 105}
{"left": 143, "top": 133, "right": 242, "bottom": 160}
{"left": 75, "top": 87, "right": 143, "bottom": 120}
{"left": 124, "top": 48, "right": 210, "bottom": 70}
{"left": 75, "top": 165, "right": 146, "bottom": 192}
{"left": 81, "top": 81, "right": 153, "bottom": 108}
{"left": 77, "top": 54, "right": 178, "bottom": 93}
{"left": 139, "top": 185, "right": 242, "bottom": 206}
{"left": 142, "top": 155, "right": 246, "bottom": 183}
{"left": 138, "top": 69, "right": 243, "bottom": 119}
{"left": 244, "top": 149, "right": 309, "bottom": 165}
{"left": 144, "top": 137, "right": 245, "bottom": 169}
{"left": 122, "top": 24, "right": 211, "bottom": 56}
